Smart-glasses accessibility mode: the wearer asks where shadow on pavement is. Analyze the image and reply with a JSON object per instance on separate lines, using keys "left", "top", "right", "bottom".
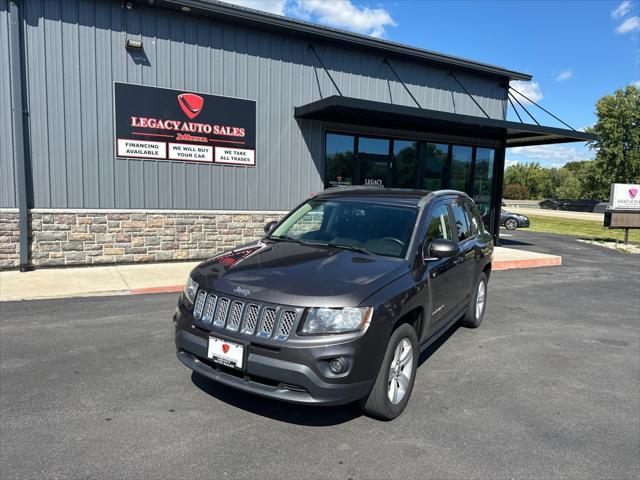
{"left": 191, "top": 371, "right": 362, "bottom": 426}
{"left": 498, "top": 237, "right": 535, "bottom": 247}
{"left": 418, "top": 324, "right": 459, "bottom": 368}
{"left": 192, "top": 324, "right": 462, "bottom": 424}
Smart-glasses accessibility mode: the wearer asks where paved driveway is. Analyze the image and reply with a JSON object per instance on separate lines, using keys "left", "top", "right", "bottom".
{"left": 1, "top": 231, "right": 639, "bottom": 479}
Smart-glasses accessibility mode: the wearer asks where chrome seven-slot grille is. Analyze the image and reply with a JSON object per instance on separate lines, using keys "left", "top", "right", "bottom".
{"left": 192, "top": 289, "right": 300, "bottom": 341}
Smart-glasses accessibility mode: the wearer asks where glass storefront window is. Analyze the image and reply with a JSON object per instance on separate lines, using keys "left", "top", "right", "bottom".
{"left": 449, "top": 145, "right": 473, "bottom": 193}
{"left": 393, "top": 140, "right": 417, "bottom": 189}
{"left": 325, "top": 133, "right": 355, "bottom": 188}
{"left": 422, "top": 143, "right": 448, "bottom": 191}
{"left": 358, "top": 137, "right": 390, "bottom": 188}
{"left": 473, "top": 148, "right": 495, "bottom": 227}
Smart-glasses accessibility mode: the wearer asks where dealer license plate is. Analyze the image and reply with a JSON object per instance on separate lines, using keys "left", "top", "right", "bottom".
{"left": 207, "top": 336, "right": 245, "bottom": 369}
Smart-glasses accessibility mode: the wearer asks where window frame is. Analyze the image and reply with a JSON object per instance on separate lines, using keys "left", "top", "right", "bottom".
{"left": 448, "top": 198, "right": 473, "bottom": 244}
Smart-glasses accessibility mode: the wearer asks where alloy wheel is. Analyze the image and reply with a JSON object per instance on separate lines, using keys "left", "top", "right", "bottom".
{"left": 476, "top": 280, "right": 486, "bottom": 321}
{"left": 388, "top": 338, "right": 413, "bottom": 404}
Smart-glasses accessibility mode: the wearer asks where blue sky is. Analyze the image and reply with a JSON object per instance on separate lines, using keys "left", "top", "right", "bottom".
{"left": 227, "top": 0, "right": 640, "bottom": 168}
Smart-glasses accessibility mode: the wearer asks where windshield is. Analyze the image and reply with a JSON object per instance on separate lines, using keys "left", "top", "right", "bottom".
{"left": 270, "top": 199, "right": 418, "bottom": 258}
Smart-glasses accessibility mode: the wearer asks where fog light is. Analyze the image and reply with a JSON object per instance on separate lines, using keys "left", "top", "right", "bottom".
{"left": 329, "top": 358, "right": 346, "bottom": 374}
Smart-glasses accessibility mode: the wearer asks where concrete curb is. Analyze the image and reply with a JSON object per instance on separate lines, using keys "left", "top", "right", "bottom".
{"left": 493, "top": 256, "right": 562, "bottom": 271}
{"left": 130, "top": 285, "right": 183, "bottom": 295}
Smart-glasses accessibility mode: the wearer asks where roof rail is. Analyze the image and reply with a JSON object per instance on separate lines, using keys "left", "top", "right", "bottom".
{"left": 418, "top": 189, "right": 469, "bottom": 207}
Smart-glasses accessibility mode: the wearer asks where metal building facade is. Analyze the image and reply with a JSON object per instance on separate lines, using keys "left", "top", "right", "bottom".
{"left": 1, "top": 0, "right": 594, "bottom": 270}
{"left": 2, "top": 0, "right": 509, "bottom": 212}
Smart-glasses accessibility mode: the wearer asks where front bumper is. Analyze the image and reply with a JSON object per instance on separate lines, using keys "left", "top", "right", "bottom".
{"left": 174, "top": 307, "right": 378, "bottom": 406}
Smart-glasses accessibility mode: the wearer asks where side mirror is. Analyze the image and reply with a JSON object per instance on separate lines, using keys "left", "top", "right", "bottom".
{"left": 264, "top": 220, "right": 278, "bottom": 234}
{"left": 423, "top": 238, "right": 459, "bottom": 261}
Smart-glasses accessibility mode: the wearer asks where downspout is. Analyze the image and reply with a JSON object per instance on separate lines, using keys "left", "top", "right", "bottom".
{"left": 8, "top": 0, "right": 30, "bottom": 271}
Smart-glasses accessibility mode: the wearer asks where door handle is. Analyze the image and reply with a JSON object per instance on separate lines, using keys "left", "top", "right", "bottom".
{"left": 453, "top": 256, "right": 464, "bottom": 266}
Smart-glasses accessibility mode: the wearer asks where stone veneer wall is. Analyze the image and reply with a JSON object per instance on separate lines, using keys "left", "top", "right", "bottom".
{"left": 0, "top": 209, "right": 284, "bottom": 270}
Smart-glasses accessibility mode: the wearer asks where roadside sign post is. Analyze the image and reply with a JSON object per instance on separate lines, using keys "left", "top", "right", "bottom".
{"left": 604, "top": 183, "right": 640, "bottom": 245}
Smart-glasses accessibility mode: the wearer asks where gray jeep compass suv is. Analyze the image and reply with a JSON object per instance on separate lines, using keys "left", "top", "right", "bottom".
{"left": 174, "top": 188, "right": 493, "bottom": 419}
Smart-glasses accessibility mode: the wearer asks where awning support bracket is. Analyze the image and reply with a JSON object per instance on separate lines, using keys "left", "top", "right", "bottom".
{"left": 509, "top": 85, "right": 576, "bottom": 131}
{"left": 308, "top": 44, "right": 343, "bottom": 97}
{"left": 507, "top": 95, "right": 523, "bottom": 123}
{"left": 448, "top": 72, "right": 491, "bottom": 119}
{"left": 383, "top": 58, "right": 421, "bottom": 108}
{"left": 508, "top": 91, "right": 540, "bottom": 125}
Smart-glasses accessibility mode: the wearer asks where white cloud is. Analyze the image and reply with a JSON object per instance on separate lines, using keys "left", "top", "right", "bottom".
{"left": 508, "top": 145, "right": 592, "bottom": 167}
{"left": 504, "top": 159, "right": 521, "bottom": 169}
{"left": 293, "top": 0, "right": 396, "bottom": 37}
{"left": 509, "top": 80, "right": 543, "bottom": 104}
{"left": 554, "top": 69, "right": 573, "bottom": 82}
{"left": 633, "top": 80, "right": 640, "bottom": 87}
{"left": 616, "top": 16, "right": 640, "bottom": 34}
{"left": 219, "top": 0, "right": 397, "bottom": 37}
{"left": 220, "top": 0, "right": 287, "bottom": 15}
{"left": 612, "top": 1, "right": 633, "bottom": 19}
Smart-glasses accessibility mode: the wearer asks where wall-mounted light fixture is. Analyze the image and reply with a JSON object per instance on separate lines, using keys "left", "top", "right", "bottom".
{"left": 125, "top": 39, "right": 144, "bottom": 50}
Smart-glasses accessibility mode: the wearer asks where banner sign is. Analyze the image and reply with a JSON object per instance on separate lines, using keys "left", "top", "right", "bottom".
{"left": 114, "top": 83, "right": 256, "bottom": 166}
{"left": 610, "top": 183, "right": 640, "bottom": 210}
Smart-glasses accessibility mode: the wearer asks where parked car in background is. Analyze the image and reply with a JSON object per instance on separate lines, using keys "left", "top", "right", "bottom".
{"left": 539, "top": 199, "right": 600, "bottom": 212}
{"left": 174, "top": 188, "right": 493, "bottom": 420}
{"left": 501, "top": 209, "right": 530, "bottom": 230}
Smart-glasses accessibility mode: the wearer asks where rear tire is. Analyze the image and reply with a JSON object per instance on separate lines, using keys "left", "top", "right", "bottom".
{"left": 504, "top": 217, "right": 518, "bottom": 230}
{"left": 359, "top": 323, "right": 418, "bottom": 420}
{"left": 460, "top": 272, "right": 488, "bottom": 328}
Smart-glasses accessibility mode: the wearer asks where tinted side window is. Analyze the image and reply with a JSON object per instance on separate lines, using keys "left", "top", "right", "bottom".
{"left": 462, "top": 199, "right": 479, "bottom": 236}
{"left": 466, "top": 200, "right": 484, "bottom": 234}
{"left": 425, "top": 203, "right": 453, "bottom": 242}
{"left": 450, "top": 201, "right": 471, "bottom": 242}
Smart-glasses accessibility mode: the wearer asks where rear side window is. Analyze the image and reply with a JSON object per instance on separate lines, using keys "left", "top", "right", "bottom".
{"left": 465, "top": 200, "right": 484, "bottom": 235}
{"left": 425, "top": 203, "right": 453, "bottom": 242}
{"left": 450, "top": 201, "right": 471, "bottom": 242}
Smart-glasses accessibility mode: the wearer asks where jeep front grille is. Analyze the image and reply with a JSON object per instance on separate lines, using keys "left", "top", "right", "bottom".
{"left": 257, "top": 307, "right": 278, "bottom": 338}
{"left": 213, "top": 297, "right": 230, "bottom": 327}
{"left": 201, "top": 294, "right": 217, "bottom": 325}
{"left": 193, "top": 290, "right": 207, "bottom": 321}
{"left": 192, "top": 289, "right": 300, "bottom": 342}
{"left": 275, "top": 310, "right": 296, "bottom": 340}
{"left": 226, "top": 301, "right": 244, "bottom": 331}
{"left": 241, "top": 304, "right": 260, "bottom": 335}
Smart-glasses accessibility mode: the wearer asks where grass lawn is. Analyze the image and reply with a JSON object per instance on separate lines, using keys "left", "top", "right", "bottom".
{"left": 523, "top": 213, "right": 640, "bottom": 244}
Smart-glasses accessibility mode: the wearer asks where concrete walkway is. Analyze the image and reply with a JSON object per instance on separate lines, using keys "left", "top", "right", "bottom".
{"left": 0, "top": 261, "right": 199, "bottom": 302}
{"left": 0, "top": 247, "right": 561, "bottom": 301}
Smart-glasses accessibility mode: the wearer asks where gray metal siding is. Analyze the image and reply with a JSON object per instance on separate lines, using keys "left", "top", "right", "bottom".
{"left": 0, "top": 1, "right": 17, "bottom": 208}
{"left": 10, "top": 0, "right": 508, "bottom": 211}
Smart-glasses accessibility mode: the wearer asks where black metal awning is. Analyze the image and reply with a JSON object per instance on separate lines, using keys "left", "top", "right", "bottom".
{"left": 294, "top": 96, "right": 595, "bottom": 148}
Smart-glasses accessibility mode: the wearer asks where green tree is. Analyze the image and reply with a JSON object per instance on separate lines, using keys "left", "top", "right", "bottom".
{"left": 503, "top": 183, "right": 529, "bottom": 199}
{"left": 587, "top": 85, "right": 640, "bottom": 197}
{"left": 504, "top": 162, "right": 549, "bottom": 199}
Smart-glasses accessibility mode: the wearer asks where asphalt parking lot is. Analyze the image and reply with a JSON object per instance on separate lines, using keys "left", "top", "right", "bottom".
{"left": 1, "top": 231, "right": 639, "bottom": 479}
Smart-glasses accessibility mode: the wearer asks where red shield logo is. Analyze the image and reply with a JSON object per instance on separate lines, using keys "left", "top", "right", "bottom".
{"left": 177, "top": 93, "right": 204, "bottom": 119}
{"left": 222, "top": 344, "right": 230, "bottom": 354}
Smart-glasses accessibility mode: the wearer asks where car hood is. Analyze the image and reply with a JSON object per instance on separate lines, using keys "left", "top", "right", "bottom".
{"left": 190, "top": 241, "right": 410, "bottom": 307}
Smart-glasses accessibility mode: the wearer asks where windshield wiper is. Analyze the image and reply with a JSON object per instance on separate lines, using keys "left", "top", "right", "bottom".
{"left": 267, "top": 235, "right": 306, "bottom": 245}
{"left": 324, "top": 242, "right": 372, "bottom": 256}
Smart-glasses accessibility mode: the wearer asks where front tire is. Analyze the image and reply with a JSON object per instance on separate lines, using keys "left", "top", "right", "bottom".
{"left": 460, "top": 272, "right": 488, "bottom": 328}
{"left": 359, "top": 323, "right": 418, "bottom": 420}
{"left": 504, "top": 217, "right": 518, "bottom": 230}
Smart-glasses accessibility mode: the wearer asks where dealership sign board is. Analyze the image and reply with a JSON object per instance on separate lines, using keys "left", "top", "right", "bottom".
{"left": 610, "top": 183, "right": 640, "bottom": 210}
{"left": 114, "top": 83, "right": 256, "bottom": 166}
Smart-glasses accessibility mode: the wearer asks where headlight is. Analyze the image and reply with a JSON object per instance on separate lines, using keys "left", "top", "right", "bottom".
{"left": 301, "top": 307, "right": 373, "bottom": 335}
{"left": 183, "top": 276, "right": 199, "bottom": 304}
